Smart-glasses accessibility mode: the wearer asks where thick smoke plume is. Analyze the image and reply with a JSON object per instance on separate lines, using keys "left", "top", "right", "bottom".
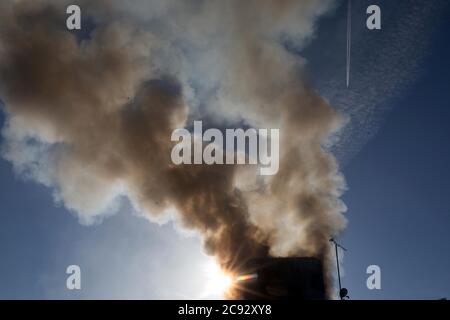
{"left": 0, "top": 0, "right": 346, "bottom": 296}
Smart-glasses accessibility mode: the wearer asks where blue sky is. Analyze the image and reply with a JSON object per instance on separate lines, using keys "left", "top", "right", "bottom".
{"left": 339, "top": 25, "right": 450, "bottom": 299}
{"left": 1, "top": 0, "right": 450, "bottom": 299}
{"left": 327, "top": 0, "right": 450, "bottom": 299}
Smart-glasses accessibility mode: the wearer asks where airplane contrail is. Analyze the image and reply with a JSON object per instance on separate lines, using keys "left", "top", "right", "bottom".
{"left": 346, "top": 0, "right": 352, "bottom": 88}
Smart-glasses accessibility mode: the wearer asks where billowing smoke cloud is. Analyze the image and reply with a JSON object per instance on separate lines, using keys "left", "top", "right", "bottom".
{"left": 0, "top": 0, "right": 346, "bottom": 296}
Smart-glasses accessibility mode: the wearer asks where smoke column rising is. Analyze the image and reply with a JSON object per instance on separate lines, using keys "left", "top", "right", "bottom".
{"left": 0, "top": 0, "right": 347, "bottom": 296}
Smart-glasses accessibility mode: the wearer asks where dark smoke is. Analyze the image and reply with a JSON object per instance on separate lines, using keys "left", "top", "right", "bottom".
{"left": 0, "top": 0, "right": 346, "bottom": 297}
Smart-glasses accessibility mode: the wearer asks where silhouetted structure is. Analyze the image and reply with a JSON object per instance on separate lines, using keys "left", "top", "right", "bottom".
{"left": 235, "top": 257, "right": 326, "bottom": 300}
{"left": 330, "top": 238, "right": 349, "bottom": 299}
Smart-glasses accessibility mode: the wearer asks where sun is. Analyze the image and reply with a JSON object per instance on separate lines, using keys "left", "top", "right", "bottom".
{"left": 202, "top": 259, "right": 234, "bottom": 299}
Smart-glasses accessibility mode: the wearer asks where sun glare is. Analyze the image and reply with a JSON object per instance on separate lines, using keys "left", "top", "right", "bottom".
{"left": 202, "top": 260, "right": 233, "bottom": 299}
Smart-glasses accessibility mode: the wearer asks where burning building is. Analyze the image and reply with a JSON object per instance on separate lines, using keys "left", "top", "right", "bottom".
{"left": 234, "top": 257, "right": 326, "bottom": 300}
{"left": 0, "top": 0, "right": 348, "bottom": 298}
